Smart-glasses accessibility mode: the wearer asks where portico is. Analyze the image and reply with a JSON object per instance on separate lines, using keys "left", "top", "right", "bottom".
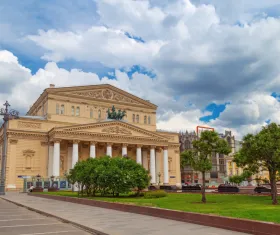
{"left": 47, "top": 121, "right": 173, "bottom": 185}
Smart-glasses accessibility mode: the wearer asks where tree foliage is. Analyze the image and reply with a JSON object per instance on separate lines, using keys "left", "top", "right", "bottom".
{"left": 181, "top": 130, "right": 231, "bottom": 203}
{"left": 67, "top": 156, "right": 150, "bottom": 197}
{"left": 233, "top": 123, "right": 280, "bottom": 205}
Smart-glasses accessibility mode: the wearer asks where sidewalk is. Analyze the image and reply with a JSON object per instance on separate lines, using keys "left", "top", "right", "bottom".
{"left": 1, "top": 193, "right": 249, "bottom": 235}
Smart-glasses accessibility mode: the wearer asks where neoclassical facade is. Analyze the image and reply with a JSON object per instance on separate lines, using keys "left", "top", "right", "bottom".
{"left": 0, "top": 84, "right": 181, "bottom": 191}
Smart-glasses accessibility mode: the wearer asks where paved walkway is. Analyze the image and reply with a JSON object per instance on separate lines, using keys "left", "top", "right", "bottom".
{"left": 0, "top": 197, "right": 91, "bottom": 235}
{"left": 1, "top": 193, "right": 249, "bottom": 235}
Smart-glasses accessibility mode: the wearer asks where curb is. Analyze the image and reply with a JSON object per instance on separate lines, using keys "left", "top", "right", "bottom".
{"left": 0, "top": 197, "right": 109, "bottom": 235}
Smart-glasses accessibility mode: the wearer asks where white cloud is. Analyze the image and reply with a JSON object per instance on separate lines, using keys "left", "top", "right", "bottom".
{"left": 2, "top": 0, "right": 280, "bottom": 139}
{"left": 28, "top": 27, "right": 165, "bottom": 68}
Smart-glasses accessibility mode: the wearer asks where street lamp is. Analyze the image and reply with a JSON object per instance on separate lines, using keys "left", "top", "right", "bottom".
{"left": 0, "top": 101, "right": 19, "bottom": 195}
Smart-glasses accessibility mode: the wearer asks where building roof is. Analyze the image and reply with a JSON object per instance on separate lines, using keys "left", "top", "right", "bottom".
{"left": 27, "top": 84, "right": 157, "bottom": 115}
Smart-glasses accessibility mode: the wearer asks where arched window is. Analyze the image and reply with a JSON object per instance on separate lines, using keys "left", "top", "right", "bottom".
{"left": 144, "top": 116, "right": 147, "bottom": 124}
{"left": 76, "top": 106, "right": 80, "bottom": 116}
{"left": 56, "top": 104, "right": 59, "bottom": 114}
{"left": 90, "top": 108, "right": 93, "bottom": 119}
{"left": 132, "top": 114, "right": 135, "bottom": 123}
{"left": 136, "top": 115, "right": 139, "bottom": 123}
{"left": 148, "top": 116, "right": 151, "bottom": 124}
{"left": 98, "top": 110, "right": 101, "bottom": 119}
{"left": 71, "top": 106, "right": 75, "bottom": 116}
{"left": 60, "top": 104, "right": 65, "bottom": 115}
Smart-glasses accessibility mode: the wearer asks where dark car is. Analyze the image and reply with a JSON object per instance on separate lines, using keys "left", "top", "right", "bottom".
{"left": 254, "top": 186, "right": 271, "bottom": 193}
{"left": 218, "top": 184, "right": 239, "bottom": 193}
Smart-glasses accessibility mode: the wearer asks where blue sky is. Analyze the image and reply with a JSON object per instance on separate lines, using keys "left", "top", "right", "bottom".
{"left": 1, "top": 0, "right": 280, "bottom": 137}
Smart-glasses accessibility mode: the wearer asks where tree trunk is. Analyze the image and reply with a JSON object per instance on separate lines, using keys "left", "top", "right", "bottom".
{"left": 201, "top": 171, "right": 206, "bottom": 203}
{"left": 269, "top": 170, "right": 273, "bottom": 200}
{"left": 270, "top": 172, "right": 278, "bottom": 205}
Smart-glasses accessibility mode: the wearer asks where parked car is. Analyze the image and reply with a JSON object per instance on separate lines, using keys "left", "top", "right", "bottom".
{"left": 218, "top": 184, "right": 239, "bottom": 193}
{"left": 254, "top": 186, "right": 271, "bottom": 193}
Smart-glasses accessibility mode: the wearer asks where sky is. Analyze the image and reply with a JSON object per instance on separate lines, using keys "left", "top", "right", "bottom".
{"left": 1, "top": 0, "right": 280, "bottom": 139}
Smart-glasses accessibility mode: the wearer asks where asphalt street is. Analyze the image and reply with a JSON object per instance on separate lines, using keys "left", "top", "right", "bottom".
{"left": 0, "top": 197, "right": 92, "bottom": 235}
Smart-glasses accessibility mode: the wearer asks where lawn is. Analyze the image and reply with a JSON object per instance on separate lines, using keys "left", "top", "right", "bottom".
{"left": 42, "top": 191, "right": 280, "bottom": 224}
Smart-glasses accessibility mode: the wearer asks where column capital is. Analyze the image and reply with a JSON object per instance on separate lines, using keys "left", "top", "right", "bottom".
{"left": 150, "top": 145, "right": 156, "bottom": 149}
{"left": 53, "top": 139, "right": 61, "bottom": 144}
{"left": 73, "top": 140, "right": 80, "bottom": 144}
{"left": 107, "top": 142, "right": 113, "bottom": 147}
{"left": 122, "top": 143, "right": 128, "bottom": 147}
{"left": 90, "top": 141, "right": 97, "bottom": 145}
{"left": 163, "top": 146, "right": 168, "bottom": 150}
{"left": 136, "top": 144, "right": 143, "bottom": 148}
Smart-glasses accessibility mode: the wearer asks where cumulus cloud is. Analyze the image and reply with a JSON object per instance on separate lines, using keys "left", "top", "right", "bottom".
{"left": 1, "top": 0, "right": 280, "bottom": 139}
{"left": 0, "top": 50, "right": 31, "bottom": 94}
{"left": 28, "top": 27, "right": 165, "bottom": 68}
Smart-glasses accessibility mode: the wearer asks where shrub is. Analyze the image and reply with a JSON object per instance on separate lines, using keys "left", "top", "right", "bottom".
{"left": 144, "top": 190, "right": 167, "bottom": 199}
{"left": 67, "top": 156, "right": 150, "bottom": 197}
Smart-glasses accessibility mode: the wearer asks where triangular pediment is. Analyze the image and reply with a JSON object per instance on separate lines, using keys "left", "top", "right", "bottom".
{"left": 48, "top": 84, "right": 157, "bottom": 109}
{"left": 54, "top": 121, "right": 168, "bottom": 141}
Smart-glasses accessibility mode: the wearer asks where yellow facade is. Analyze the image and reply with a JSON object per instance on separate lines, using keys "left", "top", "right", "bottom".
{"left": 0, "top": 84, "right": 181, "bottom": 191}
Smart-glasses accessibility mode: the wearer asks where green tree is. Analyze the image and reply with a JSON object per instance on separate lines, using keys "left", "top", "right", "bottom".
{"left": 233, "top": 123, "right": 280, "bottom": 205}
{"left": 181, "top": 130, "right": 231, "bottom": 203}
{"left": 229, "top": 175, "right": 244, "bottom": 185}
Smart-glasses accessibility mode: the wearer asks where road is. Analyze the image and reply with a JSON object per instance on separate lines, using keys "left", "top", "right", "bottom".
{"left": 0, "top": 197, "right": 92, "bottom": 235}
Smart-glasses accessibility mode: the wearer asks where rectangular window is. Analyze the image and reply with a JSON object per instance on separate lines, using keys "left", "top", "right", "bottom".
{"left": 71, "top": 106, "right": 75, "bottom": 116}
{"left": 90, "top": 108, "right": 93, "bottom": 118}
{"left": 76, "top": 106, "right": 80, "bottom": 116}
{"left": 60, "top": 105, "right": 65, "bottom": 115}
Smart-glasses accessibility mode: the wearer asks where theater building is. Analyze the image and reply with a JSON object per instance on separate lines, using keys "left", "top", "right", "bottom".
{"left": 0, "top": 84, "right": 181, "bottom": 191}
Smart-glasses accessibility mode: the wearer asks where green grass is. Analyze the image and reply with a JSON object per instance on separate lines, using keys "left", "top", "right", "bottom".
{"left": 42, "top": 191, "right": 280, "bottom": 224}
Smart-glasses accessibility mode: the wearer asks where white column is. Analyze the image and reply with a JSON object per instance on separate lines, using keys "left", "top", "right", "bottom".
{"left": 72, "top": 141, "right": 79, "bottom": 168}
{"left": 136, "top": 145, "right": 142, "bottom": 164}
{"left": 150, "top": 146, "right": 156, "bottom": 184}
{"left": 163, "top": 147, "right": 169, "bottom": 185}
{"left": 53, "top": 141, "right": 60, "bottom": 177}
{"left": 90, "top": 142, "right": 96, "bottom": 158}
{"left": 48, "top": 144, "right": 54, "bottom": 177}
{"left": 122, "top": 144, "right": 128, "bottom": 156}
{"left": 107, "top": 143, "right": 112, "bottom": 157}
{"left": 67, "top": 144, "right": 73, "bottom": 172}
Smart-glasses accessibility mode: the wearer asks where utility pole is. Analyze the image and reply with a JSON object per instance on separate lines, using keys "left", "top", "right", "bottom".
{"left": 0, "top": 101, "right": 19, "bottom": 195}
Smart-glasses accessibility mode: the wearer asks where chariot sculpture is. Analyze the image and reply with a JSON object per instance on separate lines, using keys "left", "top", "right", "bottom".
{"left": 107, "top": 105, "right": 126, "bottom": 120}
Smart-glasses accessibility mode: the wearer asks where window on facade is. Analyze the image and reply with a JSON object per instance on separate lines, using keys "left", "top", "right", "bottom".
{"left": 56, "top": 104, "right": 59, "bottom": 114}
{"left": 90, "top": 108, "right": 93, "bottom": 118}
{"left": 98, "top": 110, "right": 101, "bottom": 119}
{"left": 76, "top": 106, "right": 80, "bottom": 116}
{"left": 71, "top": 106, "right": 75, "bottom": 116}
{"left": 148, "top": 116, "right": 151, "bottom": 124}
{"left": 60, "top": 104, "right": 65, "bottom": 115}
{"left": 132, "top": 114, "right": 135, "bottom": 122}
{"left": 136, "top": 114, "right": 139, "bottom": 123}
{"left": 144, "top": 116, "right": 147, "bottom": 124}
{"left": 26, "top": 156, "right": 31, "bottom": 169}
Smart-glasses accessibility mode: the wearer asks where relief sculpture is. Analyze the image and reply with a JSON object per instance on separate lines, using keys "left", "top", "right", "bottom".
{"left": 102, "top": 126, "right": 132, "bottom": 135}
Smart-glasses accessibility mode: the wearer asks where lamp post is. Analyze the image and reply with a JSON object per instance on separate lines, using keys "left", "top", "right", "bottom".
{"left": 0, "top": 101, "right": 19, "bottom": 195}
